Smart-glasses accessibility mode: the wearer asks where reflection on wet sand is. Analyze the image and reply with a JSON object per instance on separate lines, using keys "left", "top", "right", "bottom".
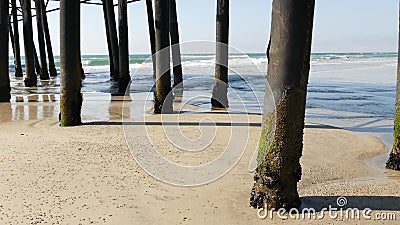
{"left": 109, "top": 95, "right": 132, "bottom": 121}
{"left": 1, "top": 95, "right": 58, "bottom": 122}
{"left": 0, "top": 91, "right": 258, "bottom": 123}
{"left": 0, "top": 93, "right": 139, "bottom": 122}
{"left": 173, "top": 89, "right": 183, "bottom": 103}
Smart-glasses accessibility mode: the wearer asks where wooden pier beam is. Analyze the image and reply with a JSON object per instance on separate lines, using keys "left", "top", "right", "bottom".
{"left": 154, "top": 0, "right": 172, "bottom": 113}
{"left": 250, "top": 0, "right": 315, "bottom": 210}
{"left": 60, "top": 0, "right": 82, "bottom": 126}
{"left": 145, "top": 0, "right": 156, "bottom": 78}
{"left": 35, "top": 0, "right": 50, "bottom": 80}
{"left": 20, "top": 0, "right": 37, "bottom": 87}
{"left": 169, "top": 0, "right": 183, "bottom": 89}
{"left": 211, "top": 0, "right": 229, "bottom": 109}
{"left": 11, "top": 0, "right": 23, "bottom": 77}
{"left": 0, "top": 0, "right": 11, "bottom": 102}
{"left": 103, "top": 0, "right": 119, "bottom": 80}
{"left": 40, "top": 0, "right": 57, "bottom": 77}
{"left": 117, "top": 0, "right": 130, "bottom": 94}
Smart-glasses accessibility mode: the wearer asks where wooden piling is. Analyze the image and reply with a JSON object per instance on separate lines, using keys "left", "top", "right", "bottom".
{"left": 40, "top": 0, "right": 57, "bottom": 77}
{"left": 169, "top": 0, "right": 183, "bottom": 89}
{"left": 386, "top": 3, "right": 400, "bottom": 171}
{"left": 35, "top": 0, "right": 50, "bottom": 80}
{"left": 211, "top": 0, "right": 229, "bottom": 109}
{"left": 145, "top": 0, "right": 156, "bottom": 78}
{"left": 20, "top": 0, "right": 37, "bottom": 87}
{"left": 250, "top": 0, "right": 315, "bottom": 210}
{"left": 103, "top": 0, "right": 119, "bottom": 80}
{"left": 154, "top": 0, "right": 172, "bottom": 113}
{"left": 60, "top": 0, "right": 82, "bottom": 126}
{"left": 0, "top": 0, "right": 11, "bottom": 102}
{"left": 107, "top": 0, "right": 119, "bottom": 81}
{"left": 102, "top": 0, "right": 116, "bottom": 78}
{"left": 33, "top": 44, "right": 42, "bottom": 77}
{"left": 117, "top": 0, "right": 130, "bottom": 94}
{"left": 11, "top": 0, "right": 23, "bottom": 77}
{"left": 8, "top": 17, "right": 16, "bottom": 70}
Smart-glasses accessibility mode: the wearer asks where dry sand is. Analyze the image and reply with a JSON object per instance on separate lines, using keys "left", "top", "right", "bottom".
{"left": 0, "top": 99, "right": 399, "bottom": 224}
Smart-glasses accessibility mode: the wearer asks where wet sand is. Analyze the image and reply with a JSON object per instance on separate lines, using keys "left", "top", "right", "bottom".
{"left": 0, "top": 96, "right": 399, "bottom": 224}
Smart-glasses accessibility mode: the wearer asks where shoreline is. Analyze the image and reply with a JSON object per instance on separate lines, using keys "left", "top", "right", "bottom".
{"left": 1, "top": 93, "right": 394, "bottom": 173}
{"left": 0, "top": 94, "right": 394, "bottom": 176}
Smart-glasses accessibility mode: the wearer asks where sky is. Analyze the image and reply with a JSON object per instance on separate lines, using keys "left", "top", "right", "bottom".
{"left": 10, "top": 0, "right": 400, "bottom": 55}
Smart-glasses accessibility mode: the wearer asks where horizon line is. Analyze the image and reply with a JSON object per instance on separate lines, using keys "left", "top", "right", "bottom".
{"left": 11, "top": 51, "right": 398, "bottom": 57}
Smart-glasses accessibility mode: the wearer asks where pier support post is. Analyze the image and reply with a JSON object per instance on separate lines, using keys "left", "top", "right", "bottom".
{"left": 250, "top": 0, "right": 315, "bottom": 210}
{"left": 35, "top": 0, "right": 50, "bottom": 80}
{"left": 211, "top": 0, "right": 229, "bottom": 109}
{"left": 20, "top": 0, "right": 37, "bottom": 87}
{"left": 33, "top": 44, "right": 41, "bottom": 77}
{"left": 0, "top": 0, "right": 11, "bottom": 102}
{"left": 108, "top": 0, "right": 119, "bottom": 81}
{"left": 102, "top": 0, "right": 115, "bottom": 79}
{"left": 386, "top": 4, "right": 400, "bottom": 171}
{"left": 103, "top": 0, "right": 119, "bottom": 80}
{"left": 154, "top": 0, "right": 172, "bottom": 113}
{"left": 40, "top": 0, "right": 57, "bottom": 77}
{"left": 145, "top": 0, "right": 156, "bottom": 78}
{"left": 60, "top": 0, "right": 82, "bottom": 126}
{"left": 11, "top": 0, "right": 23, "bottom": 77}
{"left": 9, "top": 17, "right": 16, "bottom": 72}
{"left": 117, "top": 0, "right": 130, "bottom": 94}
{"left": 169, "top": 0, "right": 183, "bottom": 89}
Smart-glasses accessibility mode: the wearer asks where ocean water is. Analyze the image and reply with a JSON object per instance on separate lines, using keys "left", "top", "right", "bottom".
{"left": 7, "top": 52, "right": 398, "bottom": 151}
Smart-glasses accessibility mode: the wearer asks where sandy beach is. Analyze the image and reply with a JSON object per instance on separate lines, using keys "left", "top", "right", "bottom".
{"left": 0, "top": 97, "right": 399, "bottom": 224}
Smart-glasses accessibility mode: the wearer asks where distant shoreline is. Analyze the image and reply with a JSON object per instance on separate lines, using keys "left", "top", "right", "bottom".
{"left": 7, "top": 52, "right": 398, "bottom": 58}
